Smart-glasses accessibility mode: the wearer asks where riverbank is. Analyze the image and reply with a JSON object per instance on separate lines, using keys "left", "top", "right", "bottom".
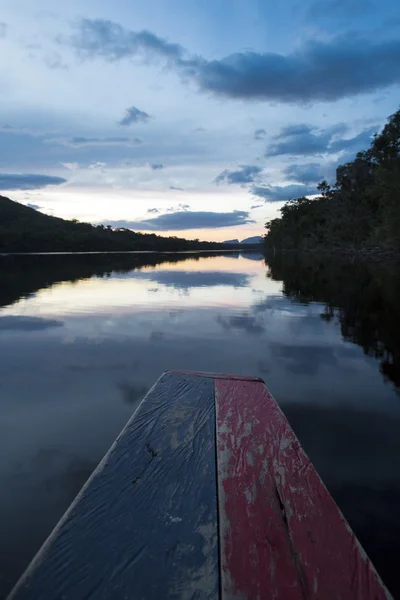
{"left": 265, "top": 244, "right": 400, "bottom": 262}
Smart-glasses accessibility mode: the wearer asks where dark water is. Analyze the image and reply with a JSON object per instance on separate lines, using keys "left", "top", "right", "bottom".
{"left": 1, "top": 251, "right": 400, "bottom": 598}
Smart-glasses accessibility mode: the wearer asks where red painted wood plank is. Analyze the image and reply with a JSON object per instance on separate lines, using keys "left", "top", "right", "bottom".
{"left": 215, "top": 378, "right": 393, "bottom": 600}
{"left": 168, "top": 370, "right": 264, "bottom": 382}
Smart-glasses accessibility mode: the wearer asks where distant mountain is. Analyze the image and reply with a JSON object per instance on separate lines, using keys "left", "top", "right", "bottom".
{"left": 224, "top": 236, "right": 263, "bottom": 245}
{"left": 0, "top": 195, "right": 231, "bottom": 253}
{"left": 240, "top": 236, "right": 263, "bottom": 244}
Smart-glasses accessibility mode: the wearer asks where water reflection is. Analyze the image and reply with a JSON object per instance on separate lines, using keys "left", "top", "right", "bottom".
{"left": 0, "top": 251, "right": 399, "bottom": 597}
{"left": 266, "top": 253, "right": 400, "bottom": 392}
{"left": 125, "top": 270, "right": 250, "bottom": 289}
{"left": 0, "top": 316, "right": 63, "bottom": 331}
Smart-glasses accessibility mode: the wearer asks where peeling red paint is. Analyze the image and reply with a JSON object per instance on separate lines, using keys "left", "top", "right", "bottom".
{"left": 215, "top": 378, "right": 392, "bottom": 600}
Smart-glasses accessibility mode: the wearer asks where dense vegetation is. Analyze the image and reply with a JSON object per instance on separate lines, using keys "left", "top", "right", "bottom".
{"left": 0, "top": 195, "right": 241, "bottom": 252}
{"left": 265, "top": 109, "right": 400, "bottom": 253}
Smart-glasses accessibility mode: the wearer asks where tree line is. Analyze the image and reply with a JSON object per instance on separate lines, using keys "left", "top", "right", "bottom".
{"left": 265, "top": 109, "right": 400, "bottom": 253}
{"left": 0, "top": 195, "right": 249, "bottom": 253}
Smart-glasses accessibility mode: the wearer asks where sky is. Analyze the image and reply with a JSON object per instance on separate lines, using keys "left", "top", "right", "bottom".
{"left": 0, "top": 0, "right": 399, "bottom": 241}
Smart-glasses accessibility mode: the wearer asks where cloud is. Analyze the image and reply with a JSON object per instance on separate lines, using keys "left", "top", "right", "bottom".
{"left": 150, "top": 163, "right": 164, "bottom": 170}
{"left": 266, "top": 123, "right": 342, "bottom": 156}
{"left": 68, "top": 19, "right": 400, "bottom": 102}
{"left": 216, "top": 165, "right": 262, "bottom": 184}
{"left": 88, "top": 161, "right": 106, "bottom": 169}
{"left": 0, "top": 173, "right": 67, "bottom": 190}
{"left": 329, "top": 128, "right": 376, "bottom": 153}
{"left": 283, "top": 130, "right": 379, "bottom": 184}
{"left": 45, "top": 51, "right": 69, "bottom": 70}
{"left": 266, "top": 123, "right": 375, "bottom": 157}
{"left": 251, "top": 183, "right": 317, "bottom": 202}
{"left": 62, "top": 162, "right": 79, "bottom": 170}
{"left": 104, "top": 210, "right": 255, "bottom": 231}
{"left": 119, "top": 105, "right": 151, "bottom": 126}
{"left": 169, "top": 185, "right": 184, "bottom": 191}
{"left": 283, "top": 162, "right": 327, "bottom": 184}
{"left": 164, "top": 203, "right": 189, "bottom": 212}
{"left": 67, "top": 136, "right": 131, "bottom": 146}
{"left": 0, "top": 22, "right": 7, "bottom": 38}
{"left": 254, "top": 128, "right": 266, "bottom": 140}
{"left": 195, "top": 38, "right": 400, "bottom": 102}
{"left": 69, "top": 18, "right": 186, "bottom": 62}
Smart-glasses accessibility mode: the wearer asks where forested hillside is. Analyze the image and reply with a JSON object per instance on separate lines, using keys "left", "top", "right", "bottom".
{"left": 265, "top": 109, "right": 400, "bottom": 253}
{"left": 0, "top": 195, "right": 227, "bottom": 252}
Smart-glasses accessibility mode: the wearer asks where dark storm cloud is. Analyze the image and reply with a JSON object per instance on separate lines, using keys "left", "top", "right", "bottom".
{"left": 104, "top": 210, "right": 255, "bottom": 231}
{"left": 68, "top": 136, "right": 131, "bottom": 146}
{"left": 118, "top": 105, "right": 151, "bottom": 126}
{"left": 251, "top": 184, "right": 317, "bottom": 202}
{"left": 254, "top": 128, "right": 266, "bottom": 140}
{"left": 215, "top": 165, "right": 262, "bottom": 184}
{"left": 68, "top": 19, "right": 400, "bottom": 102}
{"left": 0, "top": 173, "right": 66, "bottom": 190}
{"left": 266, "top": 123, "right": 375, "bottom": 156}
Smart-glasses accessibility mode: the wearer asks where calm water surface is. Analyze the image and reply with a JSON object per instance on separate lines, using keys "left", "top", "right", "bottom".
{"left": 1, "top": 251, "right": 400, "bottom": 597}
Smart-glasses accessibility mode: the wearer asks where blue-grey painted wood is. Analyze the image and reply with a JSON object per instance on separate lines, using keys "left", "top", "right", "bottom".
{"left": 8, "top": 372, "right": 219, "bottom": 600}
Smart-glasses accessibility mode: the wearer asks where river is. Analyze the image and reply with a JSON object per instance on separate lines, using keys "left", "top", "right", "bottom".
{"left": 0, "top": 251, "right": 399, "bottom": 597}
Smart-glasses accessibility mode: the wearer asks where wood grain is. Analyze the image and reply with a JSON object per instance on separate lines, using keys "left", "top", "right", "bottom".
{"left": 215, "top": 378, "right": 393, "bottom": 600}
{"left": 8, "top": 372, "right": 219, "bottom": 600}
{"left": 169, "top": 370, "right": 264, "bottom": 382}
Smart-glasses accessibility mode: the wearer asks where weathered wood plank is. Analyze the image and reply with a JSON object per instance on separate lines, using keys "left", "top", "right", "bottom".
{"left": 215, "top": 378, "right": 393, "bottom": 600}
{"left": 169, "top": 370, "right": 264, "bottom": 382}
{"left": 8, "top": 372, "right": 219, "bottom": 600}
